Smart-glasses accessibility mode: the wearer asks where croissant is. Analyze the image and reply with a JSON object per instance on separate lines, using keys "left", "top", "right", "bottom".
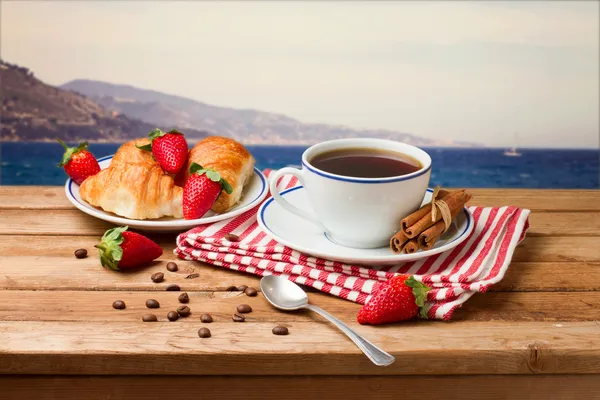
{"left": 80, "top": 138, "right": 183, "bottom": 220}
{"left": 183, "top": 136, "right": 255, "bottom": 213}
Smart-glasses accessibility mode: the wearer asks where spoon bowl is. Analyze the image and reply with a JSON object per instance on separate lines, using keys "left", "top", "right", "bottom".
{"left": 259, "top": 274, "right": 395, "bottom": 367}
{"left": 260, "top": 275, "right": 309, "bottom": 310}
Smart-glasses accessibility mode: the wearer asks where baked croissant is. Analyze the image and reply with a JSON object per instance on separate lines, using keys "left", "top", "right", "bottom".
{"left": 183, "top": 136, "right": 255, "bottom": 213}
{"left": 80, "top": 138, "right": 183, "bottom": 219}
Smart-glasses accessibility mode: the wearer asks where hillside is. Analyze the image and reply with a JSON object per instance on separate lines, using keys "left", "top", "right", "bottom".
{"left": 61, "top": 79, "right": 463, "bottom": 146}
{"left": 0, "top": 61, "right": 210, "bottom": 142}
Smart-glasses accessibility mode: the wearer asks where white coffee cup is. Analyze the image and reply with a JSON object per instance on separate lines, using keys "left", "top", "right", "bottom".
{"left": 269, "top": 138, "right": 432, "bottom": 249}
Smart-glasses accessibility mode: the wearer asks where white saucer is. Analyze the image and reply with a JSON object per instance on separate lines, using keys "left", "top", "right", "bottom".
{"left": 65, "top": 155, "right": 268, "bottom": 232}
{"left": 257, "top": 187, "right": 474, "bottom": 265}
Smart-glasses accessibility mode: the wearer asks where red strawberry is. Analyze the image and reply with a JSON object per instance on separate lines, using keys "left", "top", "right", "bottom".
{"left": 137, "top": 128, "right": 188, "bottom": 174}
{"left": 357, "top": 275, "right": 430, "bottom": 325}
{"left": 56, "top": 138, "right": 101, "bottom": 185}
{"left": 94, "top": 226, "right": 163, "bottom": 270}
{"left": 183, "top": 162, "right": 233, "bottom": 219}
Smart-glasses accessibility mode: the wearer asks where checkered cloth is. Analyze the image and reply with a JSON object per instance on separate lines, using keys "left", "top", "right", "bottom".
{"left": 175, "top": 170, "right": 530, "bottom": 320}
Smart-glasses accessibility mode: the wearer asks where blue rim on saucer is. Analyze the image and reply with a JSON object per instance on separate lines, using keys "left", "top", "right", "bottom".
{"left": 257, "top": 187, "right": 474, "bottom": 265}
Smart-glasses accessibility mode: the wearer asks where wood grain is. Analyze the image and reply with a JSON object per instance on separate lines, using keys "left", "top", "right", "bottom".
{"left": 0, "top": 290, "right": 597, "bottom": 322}
{"left": 1, "top": 187, "right": 599, "bottom": 382}
{"left": 2, "top": 235, "right": 599, "bottom": 263}
{"left": 1, "top": 375, "right": 599, "bottom": 400}
{"left": 1, "top": 320, "right": 599, "bottom": 375}
{"left": 2, "top": 209, "right": 599, "bottom": 236}
{"left": 3, "top": 187, "right": 599, "bottom": 211}
{"left": 1, "top": 256, "right": 599, "bottom": 293}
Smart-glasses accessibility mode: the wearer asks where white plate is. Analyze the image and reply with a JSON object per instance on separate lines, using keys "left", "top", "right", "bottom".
{"left": 257, "top": 187, "right": 474, "bottom": 265}
{"left": 65, "top": 155, "right": 268, "bottom": 232}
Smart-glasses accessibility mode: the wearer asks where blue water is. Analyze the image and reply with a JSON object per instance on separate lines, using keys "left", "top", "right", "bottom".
{"left": 0, "top": 142, "right": 598, "bottom": 188}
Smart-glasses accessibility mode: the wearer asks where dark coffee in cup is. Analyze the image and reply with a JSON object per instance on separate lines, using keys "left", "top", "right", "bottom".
{"left": 309, "top": 147, "right": 421, "bottom": 178}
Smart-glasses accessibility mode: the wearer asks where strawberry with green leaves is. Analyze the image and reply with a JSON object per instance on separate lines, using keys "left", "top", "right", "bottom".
{"left": 56, "top": 138, "right": 101, "bottom": 185}
{"left": 357, "top": 275, "right": 430, "bottom": 325}
{"left": 183, "top": 162, "right": 233, "bottom": 220}
{"left": 95, "top": 226, "right": 163, "bottom": 271}
{"left": 136, "top": 128, "right": 188, "bottom": 175}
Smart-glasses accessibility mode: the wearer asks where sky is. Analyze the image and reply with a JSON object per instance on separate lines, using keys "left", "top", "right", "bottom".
{"left": 1, "top": 0, "right": 599, "bottom": 148}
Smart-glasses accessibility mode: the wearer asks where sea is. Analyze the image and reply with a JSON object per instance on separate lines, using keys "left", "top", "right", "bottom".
{"left": 0, "top": 142, "right": 598, "bottom": 188}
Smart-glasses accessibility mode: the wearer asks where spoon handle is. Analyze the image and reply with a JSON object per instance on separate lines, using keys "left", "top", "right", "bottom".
{"left": 305, "top": 304, "right": 395, "bottom": 367}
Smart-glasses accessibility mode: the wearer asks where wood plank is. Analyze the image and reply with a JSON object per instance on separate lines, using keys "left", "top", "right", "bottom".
{"left": 0, "top": 187, "right": 70, "bottom": 210}
{"left": 2, "top": 235, "right": 600, "bottom": 263}
{"left": 0, "top": 290, "right": 598, "bottom": 323}
{"left": 528, "top": 212, "right": 600, "bottom": 237}
{"left": 1, "top": 375, "right": 599, "bottom": 400}
{"left": 1, "top": 320, "right": 599, "bottom": 375}
{"left": 0, "top": 256, "right": 599, "bottom": 293}
{"left": 465, "top": 189, "right": 600, "bottom": 212}
{"left": 0, "top": 210, "right": 113, "bottom": 235}
{"left": 497, "top": 261, "right": 600, "bottom": 292}
{"left": 3, "top": 187, "right": 600, "bottom": 211}
{"left": 2, "top": 209, "right": 598, "bottom": 236}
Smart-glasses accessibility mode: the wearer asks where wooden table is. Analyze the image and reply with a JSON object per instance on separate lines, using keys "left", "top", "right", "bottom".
{"left": 0, "top": 187, "right": 599, "bottom": 399}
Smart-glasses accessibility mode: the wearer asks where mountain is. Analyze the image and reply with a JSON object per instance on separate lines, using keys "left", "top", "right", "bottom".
{"left": 61, "top": 79, "right": 468, "bottom": 146}
{"left": 0, "top": 61, "right": 210, "bottom": 142}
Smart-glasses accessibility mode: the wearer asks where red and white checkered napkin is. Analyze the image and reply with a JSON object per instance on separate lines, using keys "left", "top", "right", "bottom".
{"left": 174, "top": 170, "right": 531, "bottom": 321}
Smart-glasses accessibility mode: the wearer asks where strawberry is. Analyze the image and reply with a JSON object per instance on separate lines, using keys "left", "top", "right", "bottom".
{"left": 95, "top": 226, "right": 163, "bottom": 270}
{"left": 56, "top": 138, "right": 101, "bottom": 185}
{"left": 136, "top": 128, "right": 188, "bottom": 174}
{"left": 357, "top": 275, "right": 430, "bottom": 325}
{"left": 183, "top": 162, "right": 233, "bottom": 219}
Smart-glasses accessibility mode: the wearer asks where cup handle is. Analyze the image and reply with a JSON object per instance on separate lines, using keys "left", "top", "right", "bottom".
{"left": 269, "top": 167, "right": 324, "bottom": 230}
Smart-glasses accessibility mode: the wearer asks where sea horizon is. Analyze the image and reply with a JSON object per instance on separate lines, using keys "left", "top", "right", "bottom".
{"left": 1, "top": 142, "right": 598, "bottom": 189}
{"left": 1, "top": 140, "right": 597, "bottom": 151}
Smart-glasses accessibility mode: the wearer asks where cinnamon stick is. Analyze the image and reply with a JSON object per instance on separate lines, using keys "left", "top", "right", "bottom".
{"left": 403, "top": 189, "right": 469, "bottom": 239}
{"left": 403, "top": 237, "right": 419, "bottom": 254}
{"left": 400, "top": 189, "right": 451, "bottom": 236}
{"left": 390, "top": 231, "right": 409, "bottom": 253}
{"left": 417, "top": 192, "right": 472, "bottom": 250}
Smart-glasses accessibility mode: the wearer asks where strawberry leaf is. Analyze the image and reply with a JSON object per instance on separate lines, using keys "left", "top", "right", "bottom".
{"left": 135, "top": 143, "right": 152, "bottom": 152}
{"left": 189, "top": 162, "right": 205, "bottom": 175}
{"left": 404, "top": 275, "right": 431, "bottom": 319}
{"left": 205, "top": 169, "right": 221, "bottom": 182}
{"left": 56, "top": 138, "right": 89, "bottom": 166}
{"left": 147, "top": 128, "right": 167, "bottom": 141}
{"left": 168, "top": 128, "right": 183, "bottom": 135}
{"left": 220, "top": 178, "right": 233, "bottom": 194}
{"left": 95, "top": 226, "right": 128, "bottom": 271}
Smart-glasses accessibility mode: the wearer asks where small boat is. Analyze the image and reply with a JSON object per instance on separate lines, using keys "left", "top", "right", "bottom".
{"left": 503, "top": 147, "right": 522, "bottom": 157}
{"left": 504, "top": 132, "right": 522, "bottom": 157}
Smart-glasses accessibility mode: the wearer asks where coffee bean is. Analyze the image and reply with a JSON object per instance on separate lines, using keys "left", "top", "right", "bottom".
{"left": 236, "top": 304, "right": 252, "bottom": 313}
{"left": 226, "top": 285, "right": 238, "bottom": 291}
{"left": 232, "top": 313, "right": 245, "bottom": 322}
{"left": 198, "top": 327, "right": 211, "bottom": 338}
{"left": 166, "top": 284, "right": 181, "bottom": 291}
{"left": 74, "top": 248, "right": 88, "bottom": 259}
{"left": 177, "top": 305, "right": 191, "bottom": 317}
{"left": 178, "top": 292, "right": 189, "bottom": 303}
{"left": 244, "top": 287, "right": 258, "bottom": 297}
{"left": 167, "top": 311, "right": 179, "bottom": 321}
{"left": 151, "top": 272, "right": 164, "bottom": 283}
{"left": 200, "top": 313, "right": 213, "bottom": 323}
{"left": 142, "top": 314, "right": 157, "bottom": 322}
{"left": 237, "top": 285, "right": 248, "bottom": 292}
{"left": 146, "top": 299, "right": 160, "bottom": 309}
{"left": 272, "top": 326, "right": 289, "bottom": 335}
{"left": 166, "top": 262, "right": 178, "bottom": 272}
{"left": 224, "top": 233, "right": 240, "bottom": 242}
{"left": 112, "top": 300, "right": 126, "bottom": 310}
